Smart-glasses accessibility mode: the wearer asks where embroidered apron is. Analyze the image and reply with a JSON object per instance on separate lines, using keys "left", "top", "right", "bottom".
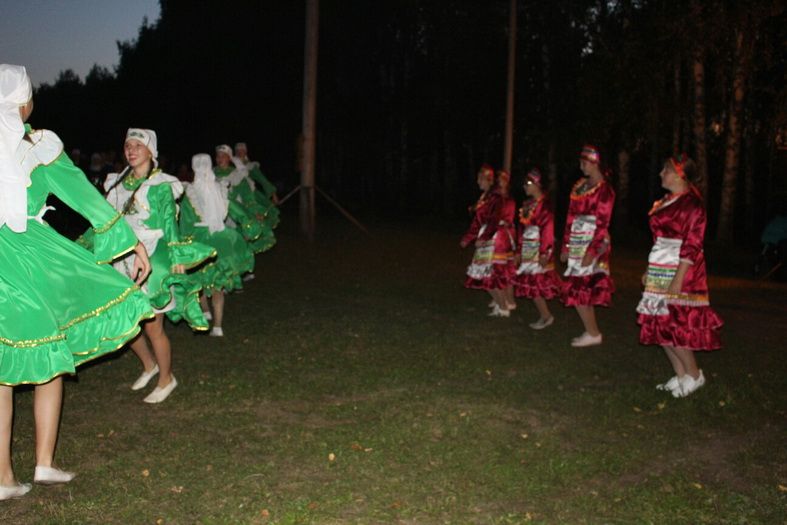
{"left": 564, "top": 215, "right": 597, "bottom": 277}
{"left": 636, "top": 236, "right": 681, "bottom": 316}
{"left": 516, "top": 225, "right": 544, "bottom": 275}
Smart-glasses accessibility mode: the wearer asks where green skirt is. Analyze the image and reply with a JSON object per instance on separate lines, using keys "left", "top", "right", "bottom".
{"left": 191, "top": 227, "right": 255, "bottom": 296}
{"left": 0, "top": 221, "right": 154, "bottom": 385}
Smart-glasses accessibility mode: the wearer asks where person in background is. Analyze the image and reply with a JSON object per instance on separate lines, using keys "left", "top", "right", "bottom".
{"left": 559, "top": 145, "right": 615, "bottom": 347}
{"left": 234, "top": 142, "right": 280, "bottom": 229}
{"left": 513, "top": 168, "right": 562, "bottom": 329}
{"left": 461, "top": 165, "right": 515, "bottom": 318}
{"left": 215, "top": 144, "right": 275, "bottom": 258}
{"left": 180, "top": 154, "right": 256, "bottom": 337}
{"left": 637, "top": 155, "right": 722, "bottom": 397}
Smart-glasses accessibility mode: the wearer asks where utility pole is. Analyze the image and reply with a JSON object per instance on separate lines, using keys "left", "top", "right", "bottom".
{"left": 503, "top": 0, "right": 517, "bottom": 172}
{"left": 300, "top": 0, "right": 319, "bottom": 239}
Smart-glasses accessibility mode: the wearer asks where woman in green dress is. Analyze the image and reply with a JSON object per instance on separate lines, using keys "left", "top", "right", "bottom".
{"left": 0, "top": 64, "right": 153, "bottom": 499}
{"left": 234, "top": 142, "right": 280, "bottom": 229}
{"left": 214, "top": 144, "right": 276, "bottom": 256}
{"left": 103, "top": 129, "right": 214, "bottom": 404}
{"left": 180, "top": 153, "right": 255, "bottom": 337}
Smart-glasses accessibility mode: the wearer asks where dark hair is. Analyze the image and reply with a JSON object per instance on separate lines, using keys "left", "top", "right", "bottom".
{"left": 664, "top": 156, "right": 700, "bottom": 185}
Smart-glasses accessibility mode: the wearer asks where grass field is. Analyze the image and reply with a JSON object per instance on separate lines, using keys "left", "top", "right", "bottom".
{"left": 2, "top": 216, "right": 786, "bottom": 524}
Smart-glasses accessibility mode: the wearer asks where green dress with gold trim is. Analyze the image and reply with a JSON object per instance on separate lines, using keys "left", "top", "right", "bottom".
{"left": 0, "top": 127, "right": 154, "bottom": 386}
{"left": 214, "top": 165, "right": 276, "bottom": 253}
{"left": 246, "top": 161, "right": 280, "bottom": 229}
{"left": 99, "top": 169, "right": 215, "bottom": 330}
{"left": 179, "top": 183, "right": 255, "bottom": 296}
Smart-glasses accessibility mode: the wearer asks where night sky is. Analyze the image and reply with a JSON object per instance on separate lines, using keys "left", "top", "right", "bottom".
{"left": 1, "top": 0, "right": 160, "bottom": 85}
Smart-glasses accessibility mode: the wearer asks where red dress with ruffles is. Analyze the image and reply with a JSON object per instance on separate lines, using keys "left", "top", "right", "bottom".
{"left": 560, "top": 178, "right": 615, "bottom": 306}
{"left": 637, "top": 191, "right": 722, "bottom": 350}
{"left": 463, "top": 191, "right": 516, "bottom": 290}
{"left": 513, "top": 196, "right": 562, "bottom": 299}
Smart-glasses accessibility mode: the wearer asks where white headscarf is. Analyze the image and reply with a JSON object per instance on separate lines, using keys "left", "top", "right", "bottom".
{"left": 126, "top": 128, "right": 158, "bottom": 166}
{"left": 0, "top": 64, "right": 33, "bottom": 233}
{"left": 191, "top": 153, "right": 228, "bottom": 233}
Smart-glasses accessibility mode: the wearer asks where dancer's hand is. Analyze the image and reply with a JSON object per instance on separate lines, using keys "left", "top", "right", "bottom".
{"left": 132, "top": 243, "right": 151, "bottom": 285}
{"left": 538, "top": 254, "right": 549, "bottom": 268}
{"left": 459, "top": 239, "right": 468, "bottom": 249}
{"left": 641, "top": 272, "right": 647, "bottom": 287}
{"left": 667, "top": 276, "right": 683, "bottom": 296}
{"left": 172, "top": 264, "right": 186, "bottom": 274}
{"left": 581, "top": 252, "right": 594, "bottom": 267}
{"left": 559, "top": 251, "right": 568, "bottom": 263}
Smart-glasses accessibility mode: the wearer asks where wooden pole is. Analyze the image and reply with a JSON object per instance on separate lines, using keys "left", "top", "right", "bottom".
{"left": 503, "top": 0, "right": 517, "bottom": 172}
{"left": 300, "top": 0, "right": 319, "bottom": 239}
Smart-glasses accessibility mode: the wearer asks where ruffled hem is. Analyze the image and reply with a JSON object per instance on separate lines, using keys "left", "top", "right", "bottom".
{"left": 91, "top": 213, "right": 139, "bottom": 264}
{"left": 170, "top": 240, "right": 217, "bottom": 269}
{"left": 465, "top": 263, "right": 516, "bottom": 290}
{"left": 561, "top": 273, "right": 614, "bottom": 306}
{"left": 249, "top": 230, "right": 276, "bottom": 253}
{"left": 162, "top": 274, "right": 209, "bottom": 331}
{"left": 514, "top": 271, "right": 563, "bottom": 299}
{"left": 0, "top": 287, "right": 154, "bottom": 386}
{"left": 638, "top": 304, "right": 723, "bottom": 350}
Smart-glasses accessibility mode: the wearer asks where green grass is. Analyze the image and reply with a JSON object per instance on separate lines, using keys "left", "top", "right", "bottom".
{"left": 2, "top": 217, "right": 786, "bottom": 524}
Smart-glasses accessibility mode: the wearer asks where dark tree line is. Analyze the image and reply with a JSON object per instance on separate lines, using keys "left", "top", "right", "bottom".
{"left": 31, "top": 0, "right": 786, "bottom": 244}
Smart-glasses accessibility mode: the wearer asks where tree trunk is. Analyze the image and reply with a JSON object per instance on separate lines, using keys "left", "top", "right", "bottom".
{"left": 717, "top": 27, "right": 754, "bottom": 243}
{"left": 691, "top": 48, "right": 709, "bottom": 198}
{"left": 617, "top": 149, "right": 630, "bottom": 227}
{"left": 672, "top": 59, "right": 682, "bottom": 156}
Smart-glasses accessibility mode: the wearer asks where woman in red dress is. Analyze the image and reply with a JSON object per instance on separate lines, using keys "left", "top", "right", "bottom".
{"left": 637, "top": 155, "right": 722, "bottom": 397}
{"left": 514, "top": 168, "right": 562, "bottom": 329}
{"left": 461, "top": 166, "right": 516, "bottom": 317}
{"left": 560, "top": 145, "right": 615, "bottom": 346}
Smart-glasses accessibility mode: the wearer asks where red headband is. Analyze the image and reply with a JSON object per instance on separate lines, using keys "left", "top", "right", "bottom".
{"left": 526, "top": 168, "right": 542, "bottom": 186}
{"left": 478, "top": 164, "right": 495, "bottom": 180}
{"left": 580, "top": 145, "right": 600, "bottom": 164}
{"left": 671, "top": 155, "right": 687, "bottom": 179}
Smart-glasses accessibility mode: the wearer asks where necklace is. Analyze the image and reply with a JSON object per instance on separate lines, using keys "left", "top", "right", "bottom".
{"left": 648, "top": 190, "right": 688, "bottom": 215}
{"left": 519, "top": 196, "right": 543, "bottom": 225}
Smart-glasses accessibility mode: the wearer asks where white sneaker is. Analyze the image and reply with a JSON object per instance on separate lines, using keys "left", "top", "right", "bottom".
{"left": 131, "top": 364, "right": 159, "bottom": 391}
{"left": 488, "top": 299, "right": 497, "bottom": 308}
{"left": 243, "top": 273, "right": 255, "bottom": 282}
{"left": 656, "top": 376, "right": 680, "bottom": 391}
{"left": 210, "top": 326, "right": 224, "bottom": 337}
{"left": 203, "top": 310, "right": 213, "bottom": 321}
{"left": 0, "top": 483, "right": 31, "bottom": 500}
{"left": 673, "top": 370, "right": 706, "bottom": 398}
{"left": 529, "top": 316, "right": 554, "bottom": 330}
{"left": 34, "top": 466, "right": 75, "bottom": 485}
{"left": 143, "top": 376, "right": 178, "bottom": 404}
{"left": 571, "top": 332, "right": 602, "bottom": 347}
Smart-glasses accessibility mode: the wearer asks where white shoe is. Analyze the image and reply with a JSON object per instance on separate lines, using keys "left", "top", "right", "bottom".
{"left": 143, "top": 376, "right": 178, "bottom": 404}
{"left": 656, "top": 376, "right": 679, "bottom": 391}
{"left": 673, "top": 370, "right": 706, "bottom": 398}
{"left": 210, "top": 326, "right": 224, "bottom": 337}
{"left": 0, "top": 483, "right": 31, "bottom": 500}
{"left": 529, "top": 316, "right": 554, "bottom": 330}
{"left": 34, "top": 466, "right": 75, "bottom": 485}
{"left": 203, "top": 310, "right": 213, "bottom": 321}
{"left": 488, "top": 305, "right": 510, "bottom": 318}
{"left": 507, "top": 302, "right": 517, "bottom": 311}
{"left": 131, "top": 364, "right": 159, "bottom": 391}
{"left": 243, "top": 273, "right": 255, "bottom": 282}
{"left": 571, "top": 332, "right": 602, "bottom": 347}
{"left": 488, "top": 300, "right": 497, "bottom": 308}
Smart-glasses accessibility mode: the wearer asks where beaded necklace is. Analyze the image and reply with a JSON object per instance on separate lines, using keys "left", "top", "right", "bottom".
{"left": 519, "top": 196, "right": 543, "bottom": 225}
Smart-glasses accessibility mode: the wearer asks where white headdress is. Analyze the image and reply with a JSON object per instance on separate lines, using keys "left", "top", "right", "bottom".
{"left": 125, "top": 128, "right": 158, "bottom": 166}
{"left": 0, "top": 64, "right": 33, "bottom": 233}
{"left": 191, "top": 153, "right": 228, "bottom": 233}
